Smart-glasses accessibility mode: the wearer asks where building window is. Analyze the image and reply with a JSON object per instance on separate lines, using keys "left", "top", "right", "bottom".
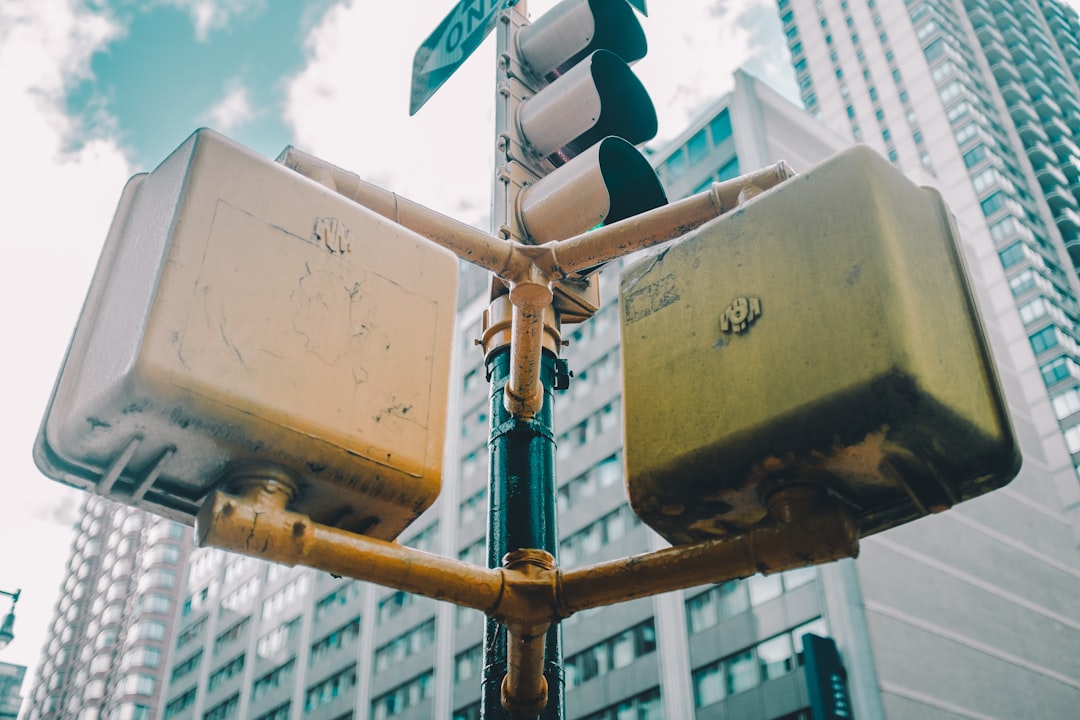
{"left": 305, "top": 664, "right": 359, "bottom": 711}
{"left": 176, "top": 617, "right": 206, "bottom": 650}
{"left": 145, "top": 544, "right": 181, "bottom": 565}
{"left": 377, "top": 589, "right": 419, "bottom": 624}
{"left": 687, "top": 129, "right": 709, "bottom": 165}
{"left": 459, "top": 487, "right": 487, "bottom": 526}
{"left": 219, "top": 554, "right": 255, "bottom": 585}
{"left": 262, "top": 575, "right": 310, "bottom": 620}
{"left": 717, "top": 156, "right": 740, "bottom": 181}
{"left": 1042, "top": 356, "right": 1080, "bottom": 385}
{"left": 371, "top": 671, "right": 433, "bottom": 720}
{"left": 374, "top": 618, "right": 436, "bottom": 671}
{"left": 207, "top": 655, "right": 245, "bottom": 692}
{"left": 687, "top": 568, "right": 816, "bottom": 633}
{"left": 171, "top": 650, "right": 203, "bottom": 682}
{"left": 120, "top": 673, "right": 155, "bottom": 697}
{"left": 310, "top": 617, "right": 362, "bottom": 663}
{"left": 258, "top": 616, "right": 301, "bottom": 660}
{"left": 758, "top": 634, "right": 796, "bottom": 680}
{"left": 1009, "top": 270, "right": 1039, "bottom": 297}
{"left": 558, "top": 453, "right": 622, "bottom": 514}
{"left": 980, "top": 190, "right": 1007, "bottom": 217}
{"left": 998, "top": 242, "right": 1027, "bottom": 268}
{"left": 565, "top": 619, "right": 657, "bottom": 688}
{"left": 214, "top": 617, "right": 250, "bottom": 654}
{"left": 254, "top": 703, "right": 291, "bottom": 720}
{"left": 132, "top": 620, "right": 167, "bottom": 642}
{"left": 404, "top": 522, "right": 441, "bottom": 552}
{"left": 726, "top": 649, "right": 759, "bottom": 694}
{"left": 453, "top": 702, "right": 481, "bottom": 720}
{"left": 114, "top": 704, "right": 151, "bottom": 720}
{"left": 1064, "top": 426, "right": 1080, "bottom": 454}
{"left": 1052, "top": 388, "right": 1080, "bottom": 419}
{"left": 1029, "top": 325, "right": 1061, "bottom": 354}
{"left": 121, "top": 646, "right": 162, "bottom": 671}
{"left": 138, "top": 568, "right": 175, "bottom": 591}
{"left": 455, "top": 644, "right": 483, "bottom": 683}
{"left": 164, "top": 689, "right": 197, "bottom": 720}
{"left": 139, "top": 593, "right": 172, "bottom": 615}
{"left": 663, "top": 148, "right": 687, "bottom": 180}
{"left": 560, "top": 505, "right": 640, "bottom": 568}
{"left": 220, "top": 578, "right": 260, "bottom": 617}
{"left": 692, "top": 619, "right": 827, "bottom": 708}
{"left": 253, "top": 659, "right": 296, "bottom": 701}
{"left": 579, "top": 687, "right": 663, "bottom": 720}
{"left": 1019, "top": 297, "right": 1065, "bottom": 326}
{"left": 203, "top": 693, "right": 239, "bottom": 720}
{"left": 315, "top": 581, "right": 362, "bottom": 621}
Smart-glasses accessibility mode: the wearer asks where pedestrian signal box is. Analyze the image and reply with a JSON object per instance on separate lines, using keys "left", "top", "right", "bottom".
{"left": 620, "top": 145, "right": 1020, "bottom": 546}
{"left": 35, "top": 129, "right": 458, "bottom": 541}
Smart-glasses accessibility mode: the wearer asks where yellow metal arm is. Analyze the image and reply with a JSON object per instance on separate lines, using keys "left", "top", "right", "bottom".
{"left": 280, "top": 148, "right": 794, "bottom": 418}
{"left": 196, "top": 472, "right": 857, "bottom": 718}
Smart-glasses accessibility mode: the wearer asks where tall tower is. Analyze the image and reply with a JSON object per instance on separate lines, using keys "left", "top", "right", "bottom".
{"left": 23, "top": 497, "right": 191, "bottom": 720}
{"left": 779, "top": 0, "right": 1080, "bottom": 488}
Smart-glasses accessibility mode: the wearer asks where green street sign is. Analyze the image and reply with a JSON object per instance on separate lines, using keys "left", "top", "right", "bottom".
{"left": 410, "top": 0, "right": 519, "bottom": 115}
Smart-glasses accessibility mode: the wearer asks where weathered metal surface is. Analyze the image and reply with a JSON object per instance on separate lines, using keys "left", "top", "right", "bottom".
{"left": 558, "top": 487, "right": 859, "bottom": 612}
{"left": 35, "top": 129, "right": 458, "bottom": 539}
{"left": 196, "top": 469, "right": 506, "bottom": 611}
{"left": 196, "top": 470, "right": 860, "bottom": 718}
{"left": 482, "top": 349, "right": 564, "bottom": 718}
{"left": 620, "top": 145, "right": 1021, "bottom": 546}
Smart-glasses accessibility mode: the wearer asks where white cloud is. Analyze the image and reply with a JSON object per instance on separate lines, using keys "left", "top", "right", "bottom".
{"left": 160, "top": 0, "right": 266, "bottom": 42}
{"left": 283, "top": 0, "right": 497, "bottom": 224}
{"left": 0, "top": 0, "right": 132, "bottom": 679}
{"left": 206, "top": 79, "right": 256, "bottom": 132}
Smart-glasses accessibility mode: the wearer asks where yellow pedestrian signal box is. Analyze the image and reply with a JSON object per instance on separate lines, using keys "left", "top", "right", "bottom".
{"left": 35, "top": 129, "right": 458, "bottom": 541}
{"left": 620, "top": 145, "right": 1020, "bottom": 546}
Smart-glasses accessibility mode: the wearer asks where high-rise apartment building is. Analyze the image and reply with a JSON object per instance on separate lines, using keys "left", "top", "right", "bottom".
{"left": 149, "top": 67, "right": 1080, "bottom": 720}
{"left": 778, "top": 0, "right": 1080, "bottom": 488}
{"left": 0, "top": 662, "right": 26, "bottom": 719}
{"left": 23, "top": 497, "right": 191, "bottom": 720}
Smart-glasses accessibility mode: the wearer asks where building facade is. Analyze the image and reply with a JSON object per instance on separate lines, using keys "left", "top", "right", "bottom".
{"left": 0, "top": 662, "right": 26, "bottom": 719}
{"left": 779, "top": 0, "right": 1080, "bottom": 490}
{"left": 23, "top": 497, "right": 191, "bottom": 720}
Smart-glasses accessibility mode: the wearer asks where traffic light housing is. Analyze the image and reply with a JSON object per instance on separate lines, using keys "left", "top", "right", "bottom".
{"left": 620, "top": 146, "right": 1021, "bottom": 545}
{"left": 34, "top": 129, "right": 458, "bottom": 540}
{"left": 498, "top": 0, "right": 666, "bottom": 320}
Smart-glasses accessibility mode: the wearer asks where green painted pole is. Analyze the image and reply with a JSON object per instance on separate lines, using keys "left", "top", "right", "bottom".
{"left": 481, "top": 348, "right": 564, "bottom": 719}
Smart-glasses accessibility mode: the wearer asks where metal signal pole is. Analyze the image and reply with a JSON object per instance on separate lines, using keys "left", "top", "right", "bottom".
{"left": 481, "top": 4, "right": 567, "bottom": 718}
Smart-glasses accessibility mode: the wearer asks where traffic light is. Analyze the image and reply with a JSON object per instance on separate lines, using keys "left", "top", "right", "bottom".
{"left": 35, "top": 129, "right": 459, "bottom": 541}
{"left": 619, "top": 146, "right": 1021, "bottom": 546}
{"left": 498, "top": 0, "right": 667, "bottom": 320}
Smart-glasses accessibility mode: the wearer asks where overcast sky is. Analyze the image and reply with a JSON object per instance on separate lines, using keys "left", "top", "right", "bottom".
{"left": 0, "top": 0, "right": 805, "bottom": 686}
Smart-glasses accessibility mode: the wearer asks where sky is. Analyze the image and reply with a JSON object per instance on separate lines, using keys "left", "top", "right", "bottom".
{"left": 0, "top": 0, "right": 805, "bottom": 691}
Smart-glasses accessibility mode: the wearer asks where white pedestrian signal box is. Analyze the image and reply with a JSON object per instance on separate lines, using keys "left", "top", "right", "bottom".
{"left": 35, "top": 129, "right": 458, "bottom": 540}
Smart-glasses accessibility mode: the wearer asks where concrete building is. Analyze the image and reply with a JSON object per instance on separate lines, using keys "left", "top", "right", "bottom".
{"left": 0, "top": 662, "right": 26, "bottom": 719}
{"left": 149, "top": 63, "right": 1080, "bottom": 720}
{"left": 23, "top": 497, "right": 191, "bottom": 720}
